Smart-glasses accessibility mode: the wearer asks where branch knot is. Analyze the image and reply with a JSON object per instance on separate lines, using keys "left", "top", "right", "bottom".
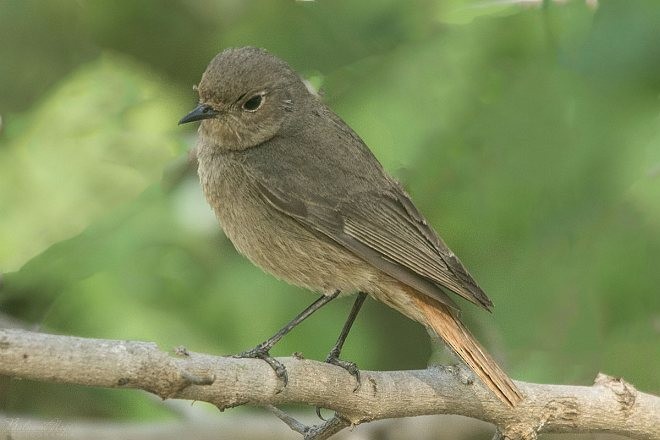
{"left": 593, "top": 373, "right": 637, "bottom": 415}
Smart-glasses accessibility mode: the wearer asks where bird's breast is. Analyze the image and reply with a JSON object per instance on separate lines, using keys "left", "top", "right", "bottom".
{"left": 196, "top": 147, "right": 379, "bottom": 296}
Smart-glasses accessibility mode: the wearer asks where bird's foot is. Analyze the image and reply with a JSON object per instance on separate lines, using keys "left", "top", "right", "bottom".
{"left": 235, "top": 344, "right": 288, "bottom": 389}
{"left": 325, "top": 353, "right": 361, "bottom": 392}
{"left": 315, "top": 350, "right": 361, "bottom": 420}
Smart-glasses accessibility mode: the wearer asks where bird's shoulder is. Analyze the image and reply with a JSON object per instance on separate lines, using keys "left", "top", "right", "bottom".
{"left": 242, "top": 103, "right": 389, "bottom": 200}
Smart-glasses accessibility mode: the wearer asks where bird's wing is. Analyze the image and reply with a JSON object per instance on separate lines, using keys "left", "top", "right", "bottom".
{"left": 241, "top": 106, "right": 493, "bottom": 312}
{"left": 248, "top": 170, "right": 492, "bottom": 312}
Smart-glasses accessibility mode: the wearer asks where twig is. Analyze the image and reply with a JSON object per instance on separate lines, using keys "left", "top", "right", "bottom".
{"left": 266, "top": 406, "right": 351, "bottom": 440}
{"left": 266, "top": 405, "right": 310, "bottom": 435}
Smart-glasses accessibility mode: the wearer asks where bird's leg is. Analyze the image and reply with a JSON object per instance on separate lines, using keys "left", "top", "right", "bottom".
{"left": 324, "top": 292, "right": 367, "bottom": 391}
{"left": 236, "top": 290, "right": 340, "bottom": 388}
{"left": 316, "top": 292, "right": 367, "bottom": 420}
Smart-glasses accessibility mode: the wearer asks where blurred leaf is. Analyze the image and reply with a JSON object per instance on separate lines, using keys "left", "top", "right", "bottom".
{"left": 0, "top": 53, "right": 184, "bottom": 271}
{"left": 436, "top": 0, "right": 530, "bottom": 25}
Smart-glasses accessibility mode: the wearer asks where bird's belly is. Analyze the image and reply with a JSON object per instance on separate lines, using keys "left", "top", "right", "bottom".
{"left": 198, "top": 156, "right": 376, "bottom": 295}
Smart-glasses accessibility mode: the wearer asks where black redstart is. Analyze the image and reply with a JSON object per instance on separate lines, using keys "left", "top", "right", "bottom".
{"left": 179, "top": 47, "right": 522, "bottom": 407}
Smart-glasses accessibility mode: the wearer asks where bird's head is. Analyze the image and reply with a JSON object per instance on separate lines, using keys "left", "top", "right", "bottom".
{"left": 179, "top": 47, "right": 311, "bottom": 150}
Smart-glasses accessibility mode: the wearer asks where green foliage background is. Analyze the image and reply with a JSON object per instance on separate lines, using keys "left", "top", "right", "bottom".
{"left": 1, "top": 0, "right": 658, "bottom": 435}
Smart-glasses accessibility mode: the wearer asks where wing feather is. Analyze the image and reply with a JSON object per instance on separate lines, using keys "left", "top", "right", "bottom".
{"left": 341, "top": 190, "right": 492, "bottom": 309}
{"left": 254, "top": 178, "right": 491, "bottom": 311}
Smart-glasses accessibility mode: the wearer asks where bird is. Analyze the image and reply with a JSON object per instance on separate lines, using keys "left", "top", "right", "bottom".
{"left": 179, "top": 46, "right": 523, "bottom": 407}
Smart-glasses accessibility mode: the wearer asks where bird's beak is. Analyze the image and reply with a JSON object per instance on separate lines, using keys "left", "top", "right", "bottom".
{"left": 178, "top": 103, "right": 220, "bottom": 125}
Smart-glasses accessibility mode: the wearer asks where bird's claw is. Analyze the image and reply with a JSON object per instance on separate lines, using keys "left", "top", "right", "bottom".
{"left": 325, "top": 355, "right": 361, "bottom": 392}
{"left": 235, "top": 345, "right": 288, "bottom": 390}
{"left": 315, "top": 355, "right": 361, "bottom": 420}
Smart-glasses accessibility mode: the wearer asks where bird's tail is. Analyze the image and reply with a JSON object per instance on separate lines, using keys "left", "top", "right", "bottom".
{"left": 409, "top": 288, "right": 523, "bottom": 407}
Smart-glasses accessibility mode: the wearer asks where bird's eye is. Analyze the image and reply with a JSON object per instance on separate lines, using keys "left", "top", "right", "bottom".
{"left": 242, "top": 94, "right": 263, "bottom": 111}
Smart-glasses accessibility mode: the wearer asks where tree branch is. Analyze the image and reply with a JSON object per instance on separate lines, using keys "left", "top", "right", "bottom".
{"left": 0, "top": 329, "right": 657, "bottom": 439}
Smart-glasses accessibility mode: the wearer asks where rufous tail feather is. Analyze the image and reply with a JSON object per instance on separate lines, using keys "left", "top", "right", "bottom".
{"left": 409, "top": 288, "right": 523, "bottom": 407}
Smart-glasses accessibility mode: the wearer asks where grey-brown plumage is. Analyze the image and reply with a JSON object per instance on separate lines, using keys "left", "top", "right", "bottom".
{"left": 182, "top": 47, "right": 522, "bottom": 407}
